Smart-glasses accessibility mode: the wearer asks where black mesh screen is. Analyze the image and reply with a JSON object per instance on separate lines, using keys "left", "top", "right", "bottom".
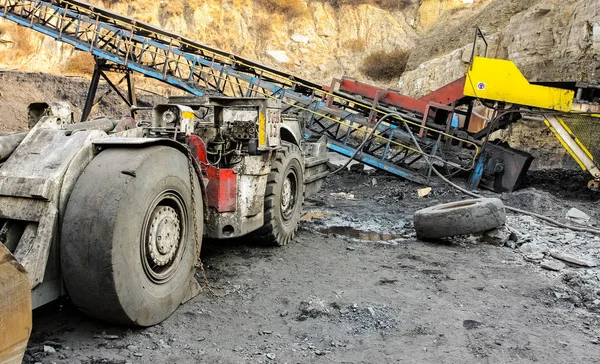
{"left": 560, "top": 115, "right": 600, "bottom": 162}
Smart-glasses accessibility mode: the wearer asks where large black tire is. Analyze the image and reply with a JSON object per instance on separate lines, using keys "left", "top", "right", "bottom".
{"left": 413, "top": 198, "right": 506, "bottom": 240}
{"left": 253, "top": 142, "right": 305, "bottom": 246}
{"left": 60, "top": 146, "right": 202, "bottom": 326}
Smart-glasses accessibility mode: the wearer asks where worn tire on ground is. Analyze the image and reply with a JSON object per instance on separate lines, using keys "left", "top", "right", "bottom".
{"left": 413, "top": 198, "right": 506, "bottom": 240}
{"left": 61, "top": 146, "right": 202, "bottom": 326}
{"left": 252, "top": 141, "right": 305, "bottom": 246}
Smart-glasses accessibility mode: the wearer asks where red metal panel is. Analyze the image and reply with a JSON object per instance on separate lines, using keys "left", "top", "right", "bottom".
{"left": 419, "top": 76, "right": 466, "bottom": 105}
{"left": 186, "top": 135, "right": 208, "bottom": 164}
{"left": 186, "top": 135, "right": 237, "bottom": 212}
{"left": 339, "top": 78, "right": 428, "bottom": 114}
{"left": 206, "top": 168, "right": 237, "bottom": 212}
{"left": 323, "top": 78, "right": 341, "bottom": 108}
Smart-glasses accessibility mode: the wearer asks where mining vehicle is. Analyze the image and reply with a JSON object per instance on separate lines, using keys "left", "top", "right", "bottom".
{"left": 2, "top": 0, "right": 600, "bottom": 361}
{"left": 0, "top": 97, "right": 328, "bottom": 363}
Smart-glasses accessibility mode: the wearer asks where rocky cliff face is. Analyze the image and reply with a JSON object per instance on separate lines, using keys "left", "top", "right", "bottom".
{"left": 0, "top": 0, "right": 595, "bottom": 95}
{"left": 396, "top": 0, "right": 599, "bottom": 170}
{"left": 399, "top": 0, "right": 600, "bottom": 97}
{"left": 0, "top": 0, "right": 421, "bottom": 86}
{"left": 0, "top": 0, "right": 500, "bottom": 86}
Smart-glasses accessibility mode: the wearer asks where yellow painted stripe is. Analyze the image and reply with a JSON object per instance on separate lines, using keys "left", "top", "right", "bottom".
{"left": 182, "top": 111, "right": 195, "bottom": 119}
{"left": 259, "top": 112, "right": 266, "bottom": 146}
{"left": 544, "top": 119, "right": 587, "bottom": 171}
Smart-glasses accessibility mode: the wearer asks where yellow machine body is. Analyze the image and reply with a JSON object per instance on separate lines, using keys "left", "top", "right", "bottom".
{"left": 464, "top": 57, "right": 575, "bottom": 112}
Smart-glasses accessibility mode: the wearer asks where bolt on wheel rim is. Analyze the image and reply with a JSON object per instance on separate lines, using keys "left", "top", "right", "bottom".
{"left": 147, "top": 206, "right": 180, "bottom": 267}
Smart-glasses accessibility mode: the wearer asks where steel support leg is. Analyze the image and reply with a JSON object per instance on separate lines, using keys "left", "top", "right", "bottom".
{"left": 83, "top": 58, "right": 139, "bottom": 121}
{"left": 126, "top": 71, "right": 137, "bottom": 118}
{"left": 81, "top": 61, "right": 102, "bottom": 122}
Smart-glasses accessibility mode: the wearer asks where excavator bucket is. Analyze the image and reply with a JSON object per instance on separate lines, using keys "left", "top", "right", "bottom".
{"left": 0, "top": 243, "right": 31, "bottom": 364}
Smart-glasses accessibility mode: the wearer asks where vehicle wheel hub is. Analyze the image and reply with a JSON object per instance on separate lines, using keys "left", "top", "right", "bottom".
{"left": 281, "top": 172, "right": 297, "bottom": 220}
{"left": 147, "top": 206, "right": 181, "bottom": 267}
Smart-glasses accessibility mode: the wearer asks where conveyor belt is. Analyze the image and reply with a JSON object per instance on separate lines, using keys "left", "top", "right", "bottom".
{"left": 0, "top": 0, "right": 480, "bottom": 185}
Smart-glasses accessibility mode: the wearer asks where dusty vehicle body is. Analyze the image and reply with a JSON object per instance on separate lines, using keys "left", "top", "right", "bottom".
{"left": 0, "top": 97, "right": 328, "bottom": 363}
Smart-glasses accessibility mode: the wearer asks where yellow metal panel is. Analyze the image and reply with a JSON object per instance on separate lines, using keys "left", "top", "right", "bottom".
{"left": 182, "top": 111, "right": 195, "bottom": 119}
{"left": 258, "top": 112, "right": 266, "bottom": 147}
{"left": 465, "top": 57, "right": 574, "bottom": 112}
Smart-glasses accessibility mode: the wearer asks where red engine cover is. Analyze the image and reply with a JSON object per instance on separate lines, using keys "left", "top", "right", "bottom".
{"left": 186, "top": 135, "right": 237, "bottom": 212}
{"left": 205, "top": 168, "right": 237, "bottom": 212}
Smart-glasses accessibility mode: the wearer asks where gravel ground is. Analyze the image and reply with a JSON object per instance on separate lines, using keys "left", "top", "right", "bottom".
{"left": 24, "top": 161, "right": 600, "bottom": 364}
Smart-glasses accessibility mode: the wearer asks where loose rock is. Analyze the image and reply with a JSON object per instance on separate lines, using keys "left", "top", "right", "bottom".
{"left": 367, "top": 306, "right": 376, "bottom": 318}
{"left": 462, "top": 320, "right": 482, "bottom": 330}
{"left": 417, "top": 187, "right": 432, "bottom": 198}
{"left": 298, "top": 297, "right": 330, "bottom": 319}
{"left": 541, "top": 259, "right": 565, "bottom": 272}
{"left": 520, "top": 242, "right": 549, "bottom": 255}
{"left": 566, "top": 207, "right": 591, "bottom": 225}
{"left": 483, "top": 226, "right": 516, "bottom": 245}
{"left": 349, "top": 163, "right": 365, "bottom": 173}
{"left": 524, "top": 252, "right": 545, "bottom": 262}
{"left": 550, "top": 251, "right": 598, "bottom": 267}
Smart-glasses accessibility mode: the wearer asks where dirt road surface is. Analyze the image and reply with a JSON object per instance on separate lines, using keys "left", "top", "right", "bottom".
{"left": 24, "top": 165, "right": 600, "bottom": 364}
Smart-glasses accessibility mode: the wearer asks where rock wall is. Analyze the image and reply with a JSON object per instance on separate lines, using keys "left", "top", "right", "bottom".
{"left": 399, "top": 0, "right": 600, "bottom": 97}
{"left": 416, "top": 0, "right": 492, "bottom": 32}
{"left": 0, "top": 0, "right": 418, "bottom": 86}
{"left": 5, "top": 0, "right": 591, "bottom": 93}
{"left": 0, "top": 0, "right": 595, "bottom": 94}
{"left": 396, "top": 0, "right": 600, "bottom": 170}
{"left": 501, "top": 0, "right": 600, "bottom": 82}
